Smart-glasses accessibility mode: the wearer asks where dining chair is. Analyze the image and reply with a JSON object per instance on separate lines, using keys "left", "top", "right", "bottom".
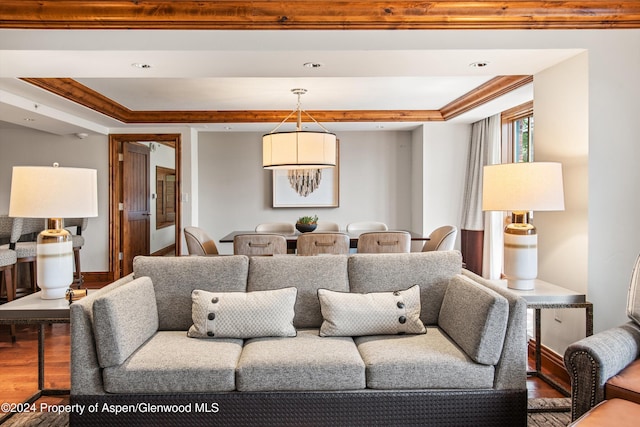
{"left": 346, "top": 221, "right": 388, "bottom": 232}
{"left": 297, "top": 233, "right": 350, "bottom": 256}
{"left": 65, "top": 218, "right": 88, "bottom": 287}
{"left": 184, "top": 226, "right": 219, "bottom": 255}
{"left": 314, "top": 221, "right": 340, "bottom": 232}
{"left": 357, "top": 231, "right": 411, "bottom": 253}
{"left": 0, "top": 216, "right": 44, "bottom": 297}
{"left": 422, "top": 225, "right": 458, "bottom": 252}
{"left": 233, "top": 234, "right": 288, "bottom": 256}
{"left": 0, "top": 247, "right": 17, "bottom": 301}
{"left": 255, "top": 222, "right": 296, "bottom": 234}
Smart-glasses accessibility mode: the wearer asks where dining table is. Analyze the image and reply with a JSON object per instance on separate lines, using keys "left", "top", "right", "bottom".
{"left": 219, "top": 230, "right": 429, "bottom": 251}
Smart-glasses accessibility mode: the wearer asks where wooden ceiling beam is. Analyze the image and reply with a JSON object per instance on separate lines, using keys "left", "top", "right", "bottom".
{"left": 2, "top": 1, "right": 639, "bottom": 30}
{"left": 21, "top": 76, "right": 533, "bottom": 124}
{"left": 441, "top": 75, "right": 533, "bottom": 121}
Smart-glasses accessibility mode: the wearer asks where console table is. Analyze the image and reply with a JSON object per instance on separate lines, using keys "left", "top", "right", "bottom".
{"left": 0, "top": 291, "right": 73, "bottom": 420}
{"left": 494, "top": 278, "right": 593, "bottom": 396}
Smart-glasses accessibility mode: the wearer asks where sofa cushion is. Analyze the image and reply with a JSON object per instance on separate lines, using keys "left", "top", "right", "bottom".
{"left": 133, "top": 256, "right": 249, "bottom": 331}
{"left": 605, "top": 358, "right": 640, "bottom": 405}
{"left": 103, "top": 331, "right": 243, "bottom": 393}
{"left": 438, "top": 274, "right": 509, "bottom": 365}
{"left": 92, "top": 276, "right": 158, "bottom": 368}
{"left": 187, "top": 287, "right": 297, "bottom": 339}
{"left": 347, "top": 251, "right": 462, "bottom": 325}
{"left": 236, "top": 329, "right": 365, "bottom": 391}
{"left": 627, "top": 254, "right": 640, "bottom": 326}
{"left": 355, "top": 328, "right": 495, "bottom": 389}
{"left": 318, "top": 285, "right": 426, "bottom": 337}
{"left": 247, "top": 255, "right": 349, "bottom": 328}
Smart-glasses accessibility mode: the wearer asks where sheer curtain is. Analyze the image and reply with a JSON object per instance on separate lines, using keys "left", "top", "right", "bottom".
{"left": 460, "top": 114, "right": 502, "bottom": 279}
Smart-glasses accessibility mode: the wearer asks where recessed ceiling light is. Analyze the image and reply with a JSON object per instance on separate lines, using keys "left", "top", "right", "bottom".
{"left": 224, "top": 126, "right": 232, "bottom": 130}
{"left": 303, "top": 62, "right": 323, "bottom": 69}
{"left": 23, "top": 117, "right": 35, "bottom": 122}
{"left": 469, "top": 61, "right": 489, "bottom": 68}
{"left": 376, "top": 125, "right": 385, "bottom": 129}
{"left": 132, "top": 63, "right": 152, "bottom": 69}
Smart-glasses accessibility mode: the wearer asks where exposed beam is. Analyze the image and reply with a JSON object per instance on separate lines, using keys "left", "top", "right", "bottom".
{"left": 21, "top": 76, "right": 531, "bottom": 124}
{"left": 1, "top": 1, "right": 640, "bottom": 30}
{"left": 441, "top": 75, "right": 533, "bottom": 120}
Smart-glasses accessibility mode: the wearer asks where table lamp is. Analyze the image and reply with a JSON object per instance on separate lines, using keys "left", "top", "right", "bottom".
{"left": 8, "top": 163, "right": 98, "bottom": 299}
{"left": 482, "top": 162, "right": 565, "bottom": 290}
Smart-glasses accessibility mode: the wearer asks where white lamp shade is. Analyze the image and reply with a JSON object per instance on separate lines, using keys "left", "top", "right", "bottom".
{"left": 263, "top": 131, "right": 337, "bottom": 169}
{"left": 9, "top": 166, "right": 98, "bottom": 218}
{"left": 482, "top": 162, "right": 565, "bottom": 212}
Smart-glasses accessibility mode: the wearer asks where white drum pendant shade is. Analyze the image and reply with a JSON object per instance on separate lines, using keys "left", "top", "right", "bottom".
{"left": 263, "top": 131, "right": 337, "bottom": 170}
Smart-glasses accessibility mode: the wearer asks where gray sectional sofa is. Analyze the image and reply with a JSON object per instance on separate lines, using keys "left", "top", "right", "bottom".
{"left": 70, "top": 251, "right": 527, "bottom": 426}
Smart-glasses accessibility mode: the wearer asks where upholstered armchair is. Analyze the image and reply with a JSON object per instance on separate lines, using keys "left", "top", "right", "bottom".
{"left": 564, "top": 254, "right": 640, "bottom": 421}
{"left": 65, "top": 218, "right": 88, "bottom": 286}
{"left": 184, "top": 226, "right": 219, "bottom": 255}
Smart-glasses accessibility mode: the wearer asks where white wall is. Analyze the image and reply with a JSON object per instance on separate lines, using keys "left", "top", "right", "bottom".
{"left": 0, "top": 126, "right": 110, "bottom": 271}
{"left": 197, "top": 130, "right": 418, "bottom": 254}
{"left": 421, "top": 122, "right": 471, "bottom": 249}
{"left": 534, "top": 52, "right": 590, "bottom": 352}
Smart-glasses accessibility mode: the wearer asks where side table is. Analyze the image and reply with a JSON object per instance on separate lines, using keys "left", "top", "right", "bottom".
{"left": 497, "top": 279, "right": 593, "bottom": 396}
{"left": 0, "top": 292, "right": 73, "bottom": 422}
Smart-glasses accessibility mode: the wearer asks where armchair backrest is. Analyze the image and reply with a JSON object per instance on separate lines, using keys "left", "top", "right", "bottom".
{"left": 297, "top": 232, "right": 350, "bottom": 256}
{"left": 423, "top": 225, "right": 458, "bottom": 252}
{"left": 357, "top": 231, "right": 411, "bottom": 253}
{"left": 184, "top": 226, "right": 219, "bottom": 255}
{"left": 255, "top": 222, "right": 295, "bottom": 234}
{"left": 234, "top": 234, "right": 287, "bottom": 256}
{"left": 627, "top": 254, "right": 640, "bottom": 325}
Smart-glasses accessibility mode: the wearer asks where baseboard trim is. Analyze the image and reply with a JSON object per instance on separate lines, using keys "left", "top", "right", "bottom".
{"left": 528, "top": 339, "right": 570, "bottom": 389}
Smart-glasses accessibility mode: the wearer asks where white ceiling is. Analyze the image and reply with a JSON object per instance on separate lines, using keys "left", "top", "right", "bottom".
{"left": 0, "top": 30, "right": 584, "bottom": 135}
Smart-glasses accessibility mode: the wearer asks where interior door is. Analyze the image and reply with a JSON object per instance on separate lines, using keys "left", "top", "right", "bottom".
{"left": 122, "top": 141, "right": 151, "bottom": 275}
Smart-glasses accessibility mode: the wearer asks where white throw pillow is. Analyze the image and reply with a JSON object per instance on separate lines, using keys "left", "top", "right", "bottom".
{"left": 318, "top": 285, "right": 426, "bottom": 337}
{"left": 188, "top": 287, "right": 297, "bottom": 339}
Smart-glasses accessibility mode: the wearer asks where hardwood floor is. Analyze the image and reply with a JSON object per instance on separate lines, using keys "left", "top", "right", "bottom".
{"left": 0, "top": 323, "right": 567, "bottom": 419}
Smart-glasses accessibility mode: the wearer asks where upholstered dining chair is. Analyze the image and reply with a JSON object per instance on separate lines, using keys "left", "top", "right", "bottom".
{"left": 184, "top": 226, "right": 219, "bottom": 256}
{"left": 357, "top": 231, "right": 411, "bottom": 254}
{"left": 314, "top": 221, "right": 340, "bottom": 232}
{"left": 255, "top": 222, "right": 296, "bottom": 234}
{"left": 346, "top": 221, "right": 388, "bottom": 232}
{"left": 422, "top": 225, "right": 458, "bottom": 252}
{"left": 0, "top": 247, "right": 17, "bottom": 302}
{"left": 297, "top": 232, "right": 350, "bottom": 256}
{"left": 0, "top": 216, "right": 44, "bottom": 297}
{"left": 65, "top": 217, "right": 88, "bottom": 286}
{"left": 233, "top": 234, "right": 287, "bottom": 256}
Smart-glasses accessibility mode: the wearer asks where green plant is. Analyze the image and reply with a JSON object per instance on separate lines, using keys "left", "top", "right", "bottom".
{"left": 297, "top": 215, "right": 318, "bottom": 225}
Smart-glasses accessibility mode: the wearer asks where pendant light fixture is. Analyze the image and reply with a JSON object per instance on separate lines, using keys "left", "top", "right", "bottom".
{"left": 263, "top": 88, "right": 337, "bottom": 170}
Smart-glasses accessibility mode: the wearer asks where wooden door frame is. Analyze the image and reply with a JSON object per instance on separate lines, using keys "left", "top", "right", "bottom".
{"left": 109, "top": 133, "right": 182, "bottom": 280}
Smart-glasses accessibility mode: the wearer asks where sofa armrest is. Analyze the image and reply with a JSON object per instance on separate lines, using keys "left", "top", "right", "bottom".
{"left": 70, "top": 273, "right": 135, "bottom": 395}
{"left": 439, "top": 274, "right": 509, "bottom": 366}
{"left": 461, "top": 270, "right": 528, "bottom": 390}
{"left": 92, "top": 276, "right": 159, "bottom": 367}
{"left": 564, "top": 321, "right": 640, "bottom": 420}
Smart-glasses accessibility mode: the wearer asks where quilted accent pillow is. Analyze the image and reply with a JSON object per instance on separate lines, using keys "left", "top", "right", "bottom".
{"left": 188, "top": 287, "right": 297, "bottom": 339}
{"left": 318, "top": 285, "right": 426, "bottom": 337}
{"left": 627, "top": 254, "right": 640, "bottom": 326}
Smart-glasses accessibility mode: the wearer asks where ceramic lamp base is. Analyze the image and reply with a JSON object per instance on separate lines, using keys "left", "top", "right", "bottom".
{"left": 503, "top": 230, "right": 538, "bottom": 291}
{"left": 37, "top": 224, "right": 73, "bottom": 300}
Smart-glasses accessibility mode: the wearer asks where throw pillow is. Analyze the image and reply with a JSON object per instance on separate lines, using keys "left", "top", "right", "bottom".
{"left": 318, "top": 285, "right": 426, "bottom": 337}
{"left": 187, "top": 287, "right": 297, "bottom": 339}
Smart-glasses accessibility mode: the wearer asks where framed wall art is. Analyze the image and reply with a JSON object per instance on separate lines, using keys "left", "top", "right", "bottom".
{"left": 272, "top": 142, "right": 340, "bottom": 208}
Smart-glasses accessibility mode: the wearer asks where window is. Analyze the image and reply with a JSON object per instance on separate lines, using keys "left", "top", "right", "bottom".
{"left": 501, "top": 101, "right": 533, "bottom": 163}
